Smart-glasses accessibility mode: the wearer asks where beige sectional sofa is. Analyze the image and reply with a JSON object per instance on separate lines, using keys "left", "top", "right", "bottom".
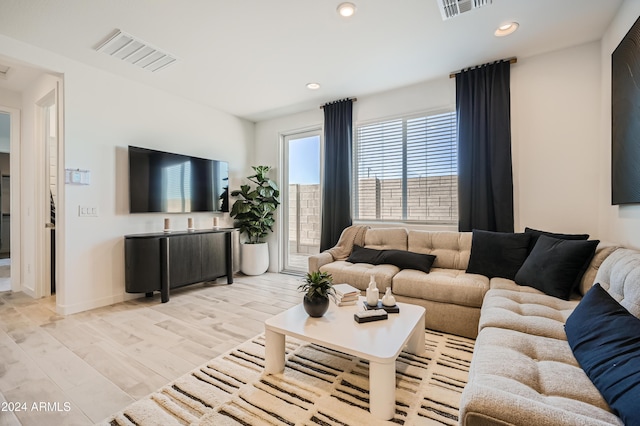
{"left": 308, "top": 226, "right": 634, "bottom": 425}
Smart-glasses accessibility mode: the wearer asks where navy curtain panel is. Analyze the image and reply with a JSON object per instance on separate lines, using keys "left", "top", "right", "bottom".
{"left": 320, "top": 99, "right": 353, "bottom": 252}
{"left": 456, "top": 60, "right": 514, "bottom": 233}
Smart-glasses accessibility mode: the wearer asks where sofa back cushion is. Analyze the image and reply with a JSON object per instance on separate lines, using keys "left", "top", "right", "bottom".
{"left": 407, "top": 230, "right": 472, "bottom": 270}
{"left": 364, "top": 227, "right": 408, "bottom": 251}
{"left": 579, "top": 242, "right": 619, "bottom": 295}
{"left": 594, "top": 247, "right": 640, "bottom": 318}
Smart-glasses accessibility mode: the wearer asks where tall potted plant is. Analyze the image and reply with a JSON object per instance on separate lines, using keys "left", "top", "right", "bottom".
{"left": 230, "top": 166, "right": 280, "bottom": 275}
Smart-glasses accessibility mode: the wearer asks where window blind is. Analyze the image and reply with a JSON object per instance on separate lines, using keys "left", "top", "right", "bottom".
{"left": 354, "top": 111, "right": 457, "bottom": 223}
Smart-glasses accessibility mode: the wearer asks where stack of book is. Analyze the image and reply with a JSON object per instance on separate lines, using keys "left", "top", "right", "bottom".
{"left": 332, "top": 283, "right": 360, "bottom": 306}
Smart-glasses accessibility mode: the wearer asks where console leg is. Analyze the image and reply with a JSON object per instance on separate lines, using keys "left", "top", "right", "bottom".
{"left": 145, "top": 292, "right": 153, "bottom": 298}
{"left": 226, "top": 231, "right": 233, "bottom": 284}
{"left": 160, "top": 237, "right": 170, "bottom": 303}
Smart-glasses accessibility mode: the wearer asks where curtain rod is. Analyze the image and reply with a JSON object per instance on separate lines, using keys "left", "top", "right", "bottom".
{"left": 320, "top": 97, "right": 358, "bottom": 109}
{"left": 449, "top": 57, "right": 517, "bottom": 79}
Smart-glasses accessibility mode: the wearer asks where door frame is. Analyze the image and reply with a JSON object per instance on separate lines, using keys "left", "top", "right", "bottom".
{"left": 279, "top": 126, "right": 323, "bottom": 273}
{"left": 0, "top": 105, "right": 21, "bottom": 293}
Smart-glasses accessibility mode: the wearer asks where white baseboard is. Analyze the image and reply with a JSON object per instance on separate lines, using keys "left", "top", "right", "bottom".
{"left": 56, "top": 291, "right": 151, "bottom": 315}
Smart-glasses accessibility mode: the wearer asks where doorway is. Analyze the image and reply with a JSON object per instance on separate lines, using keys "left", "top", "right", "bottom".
{"left": 282, "top": 130, "right": 322, "bottom": 273}
{"left": 0, "top": 112, "right": 10, "bottom": 292}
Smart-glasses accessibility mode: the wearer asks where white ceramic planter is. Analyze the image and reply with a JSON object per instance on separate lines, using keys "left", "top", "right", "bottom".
{"left": 240, "top": 242, "right": 269, "bottom": 276}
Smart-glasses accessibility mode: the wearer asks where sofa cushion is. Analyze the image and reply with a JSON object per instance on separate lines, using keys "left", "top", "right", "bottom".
{"left": 479, "top": 288, "right": 579, "bottom": 340}
{"left": 392, "top": 268, "right": 489, "bottom": 308}
{"left": 565, "top": 283, "right": 640, "bottom": 426}
{"left": 524, "top": 226, "right": 589, "bottom": 253}
{"left": 466, "top": 230, "right": 531, "bottom": 280}
{"left": 594, "top": 248, "right": 640, "bottom": 318}
{"left": 579, "top": 243, "right": 619, "bottom": 296}
{"left": 407, "top": 230, "right": 472, "bottom": 270}
{"left": 319, "top": 261, "right": 398, "bottom": 293}
{"left": 460, "top": 327, "right": 622, "bottom": 426}
{"left": 515, "top": 236, "right": 599, "bottom": 300}
{"left": 346, "top": 245, "right": 435, "bottom": 273}
{"left": 363, "top": 227, "right": 407, "bottom": 251}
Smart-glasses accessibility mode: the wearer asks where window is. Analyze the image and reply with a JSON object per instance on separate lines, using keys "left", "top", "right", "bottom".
{"left": 353, "top": 110, "right": 457, "bottom": 224}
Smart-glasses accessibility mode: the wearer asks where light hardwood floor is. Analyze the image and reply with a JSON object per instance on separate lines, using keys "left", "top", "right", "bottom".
{"left": 0, "top": 272, "right": 303, "bottom": 425}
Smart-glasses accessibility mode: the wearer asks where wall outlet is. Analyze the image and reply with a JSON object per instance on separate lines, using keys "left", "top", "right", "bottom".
{"left": 78, "top": 205, "right": 98, "bottom": 217}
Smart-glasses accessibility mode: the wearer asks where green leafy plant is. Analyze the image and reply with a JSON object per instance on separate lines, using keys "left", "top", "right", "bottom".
{"left": 230, "top": 166, "right": 280, "bottom": 244}
{"left": 298, "top": 271, "right": 335, "bottom": 300}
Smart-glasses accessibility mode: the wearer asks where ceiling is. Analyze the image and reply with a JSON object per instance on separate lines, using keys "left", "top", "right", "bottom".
{"left": 0, "top": 0, "right": 624, "bottom": 122}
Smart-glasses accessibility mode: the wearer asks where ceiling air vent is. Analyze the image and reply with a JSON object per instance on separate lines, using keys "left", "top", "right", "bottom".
{"left": 95, "top": 30, "right": 178, "bottom": 72}
{"left": 0, "top": 63, "right": 10, "bottom": 80}
{"left": 438, "top": 0, "right": 492, "bottom": 20}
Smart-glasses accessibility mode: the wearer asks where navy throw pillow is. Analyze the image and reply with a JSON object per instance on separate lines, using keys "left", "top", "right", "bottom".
{"left": 379, "top": 249, "right": 435, "bottom": 273}
{"left": 466, "top": 230, "right": 531, "bottom": 280}
{"left": 347, "top": 245, "right": 435, "bottom": 273}
{"left": 565, "top": 284, "right": 640, "bottom": 425}
{"left": 347, "top": 245, "right": 383, "bottom": 264}
{"left": 514, "top": 235, "right": 599, "bottom": 300}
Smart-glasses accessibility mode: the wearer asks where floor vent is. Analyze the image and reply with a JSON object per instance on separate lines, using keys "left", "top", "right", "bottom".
{"left": 437, "top": 0, "right": 492, "bottom": 20}
{"left": 95, "top": 30, "right": 178, "bottom": 72}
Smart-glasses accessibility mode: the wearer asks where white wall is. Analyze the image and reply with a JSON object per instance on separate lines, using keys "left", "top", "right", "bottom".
{"left": 256, "top": 42, "right": 605, "bottom": 271}
{"left": 0, "top": 34, "right": 254, "bottom": 314}
{"left": 511, "top": 42, "right": 601, "bottom": 236}
{"left": 598, "top": 0, "right": 640, "bottom": 249}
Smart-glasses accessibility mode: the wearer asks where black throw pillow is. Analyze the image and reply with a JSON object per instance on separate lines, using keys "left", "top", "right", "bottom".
{"left": 347, "top": 245, "right": 436, "bottom": 273}
{"left": 466, "top": 230, "right": 531, "bottom": 280}
{"left": 379, "top": 249, "right": 435, "bottom": 273}
{"left": 347, "top": 245, "right": 383, "bottom": 264}
{"left": 524, "top": 227, "right": 589, "bottom": 253}
{"left": 565, "top": 284, "right": 640, "bottom": 426}
{"left": 514, "top": 235, "right": 599, "bottom": 300}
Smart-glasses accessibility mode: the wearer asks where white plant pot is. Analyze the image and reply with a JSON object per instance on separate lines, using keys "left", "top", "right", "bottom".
{"left": 240, "top": 242, "right": 269, "bottom": 276}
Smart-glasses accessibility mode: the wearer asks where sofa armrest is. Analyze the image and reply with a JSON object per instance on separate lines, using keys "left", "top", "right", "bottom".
{"left": 308, "top": 252, "right": 335, "bottom": 273}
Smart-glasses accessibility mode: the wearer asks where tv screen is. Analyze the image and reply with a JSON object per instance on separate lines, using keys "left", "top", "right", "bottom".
{"left": 128, "top": 146, "right": 229, "bottom": 213}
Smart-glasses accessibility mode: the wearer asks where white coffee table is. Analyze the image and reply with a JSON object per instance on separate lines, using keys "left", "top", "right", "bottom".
{"left": 264, "top": 297, "right": 425, "bottom": 420}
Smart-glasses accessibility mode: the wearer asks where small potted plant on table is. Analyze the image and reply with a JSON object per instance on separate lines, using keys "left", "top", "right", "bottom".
{"left": 298, "top": 271, "right": 335, "bottom": 318}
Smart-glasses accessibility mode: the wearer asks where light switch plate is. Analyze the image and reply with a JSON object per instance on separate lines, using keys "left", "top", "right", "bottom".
{"left": 78, "top": 205, "right": 98, "bottom": 217}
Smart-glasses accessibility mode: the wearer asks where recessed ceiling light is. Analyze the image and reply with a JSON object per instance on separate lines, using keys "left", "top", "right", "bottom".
{"left": 495, "top": 22, "right": 519, "bottom": 37}
{"left": 306, "top": 83, "right": 321, "bottom": 90}
{"left": 337, "top": 2, "right": 356, "bottom": 17}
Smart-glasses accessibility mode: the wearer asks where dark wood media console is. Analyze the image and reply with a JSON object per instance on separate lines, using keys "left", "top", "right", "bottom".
{"left": 125, "top": 228, "right": 234, "bottom": 303}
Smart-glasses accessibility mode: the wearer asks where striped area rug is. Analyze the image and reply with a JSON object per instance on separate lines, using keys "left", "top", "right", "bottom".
{"left": 105, "top": 330, "right": 475, "bottom": 426}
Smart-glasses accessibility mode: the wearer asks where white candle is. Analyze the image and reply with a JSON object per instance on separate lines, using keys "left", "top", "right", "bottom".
{"left": 164, "top": 218, "right": 170, "bottom": 230}
{"left": 188, "top": 217, "right": 194, "bottom": 229}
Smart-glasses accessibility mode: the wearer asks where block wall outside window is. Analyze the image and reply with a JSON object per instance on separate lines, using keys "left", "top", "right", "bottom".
{"left": 353, "top": 110, "right": 458, "bottom": 224}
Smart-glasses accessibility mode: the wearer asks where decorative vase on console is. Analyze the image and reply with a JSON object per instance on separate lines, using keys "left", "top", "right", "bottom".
{"left": 366, "top": 275, "right": 379, "bottom": 307}
{"left": 382, "top": 287, "right": 396, "bottom": 307}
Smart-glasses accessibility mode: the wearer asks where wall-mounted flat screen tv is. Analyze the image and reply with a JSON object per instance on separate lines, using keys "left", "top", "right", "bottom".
{"left": 128, "top": 146, "right": 229, "bottom": 213}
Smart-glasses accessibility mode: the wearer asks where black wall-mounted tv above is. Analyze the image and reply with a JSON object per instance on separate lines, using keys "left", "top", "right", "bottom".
{"left": 128, "top": 146, "right": 229, "bottom": 213}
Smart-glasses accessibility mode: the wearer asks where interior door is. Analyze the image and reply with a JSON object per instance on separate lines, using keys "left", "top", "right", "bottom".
{"left": 36, "top": 89, "right": 58, "bottom": 298}
{"left": 282, "top": 129, "right": 322, "bottom": 273}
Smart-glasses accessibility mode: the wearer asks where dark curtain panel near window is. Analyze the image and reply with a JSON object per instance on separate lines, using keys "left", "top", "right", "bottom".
{"left": 321, "top": 99, "right": 353, "bottom": 251}
{"left": 456, "top": 60, "right": 514, "bottom": 232}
